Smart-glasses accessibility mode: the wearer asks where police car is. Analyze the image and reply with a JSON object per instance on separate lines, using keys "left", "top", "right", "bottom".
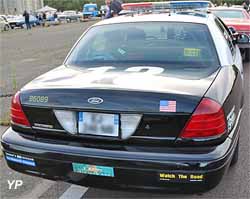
{"left": 1, "top": 10, "right": 248, "bottom": 192}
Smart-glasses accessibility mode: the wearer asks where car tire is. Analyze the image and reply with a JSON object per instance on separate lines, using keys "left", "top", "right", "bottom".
{"left": 4, "top": 24, "right": 9, "bottom": 31}
{"left": 230, "top": 138, "right": 239, "bottom": 166}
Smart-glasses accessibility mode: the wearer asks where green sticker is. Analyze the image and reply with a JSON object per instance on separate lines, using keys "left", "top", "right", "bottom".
{"left": 72, "top": 163, "right": 114, "bottom": 177}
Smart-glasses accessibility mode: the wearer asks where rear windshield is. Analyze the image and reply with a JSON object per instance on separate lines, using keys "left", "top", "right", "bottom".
{"left": 212, "top": 10, "right": 245, "bottom": 19}
{"left": 66, "top": 22, "right": 219, "bottom": 72}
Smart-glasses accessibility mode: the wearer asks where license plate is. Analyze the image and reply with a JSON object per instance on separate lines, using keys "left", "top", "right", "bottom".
{"left": 78, "top": 112, "right": 119, "bottom": 137}
{"left": 72, "top": 163, "right": 114, "bottom": 177}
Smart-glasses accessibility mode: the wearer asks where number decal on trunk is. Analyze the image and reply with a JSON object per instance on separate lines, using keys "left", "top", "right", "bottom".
{"left": 87, "top": 66, "right": 165, "bottom": 75}
{"left": 29, "top": 96, "right": 49, "bottom": 103}
{"left": 125, "top": 67, "right": 164, "bottom": 75}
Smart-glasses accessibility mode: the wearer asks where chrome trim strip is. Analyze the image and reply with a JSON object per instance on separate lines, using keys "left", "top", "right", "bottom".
{"left": 228, "top": 108, "right": 242, "bottom": 139}
{"left": 11, "top": 122, "right": 32, "bottom": 130}
{"left": 32, "top": 126, "right": 66, "bottom": 133}
{"left": 131, "top": 136, "right": 176, "bottom": 141}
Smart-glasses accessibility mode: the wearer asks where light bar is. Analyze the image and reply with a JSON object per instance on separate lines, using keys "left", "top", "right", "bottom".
{"left": 122, "top": 2, "right": 153, "bottom": 10}
{"left": 121, "top": 1, "right": 213, "bottom": 13}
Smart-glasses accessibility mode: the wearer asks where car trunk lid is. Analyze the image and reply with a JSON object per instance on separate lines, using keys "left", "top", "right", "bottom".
{"left": 18, "top": 65, "right": 219, "bottom": 142}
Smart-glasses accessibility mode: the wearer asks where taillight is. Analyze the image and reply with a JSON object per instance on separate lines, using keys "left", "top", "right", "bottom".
{"left": 180, "top": 98, "right": 226, "bottom": 139}
{"left": 11, "top": 91, "right": 31, "bottom": 127}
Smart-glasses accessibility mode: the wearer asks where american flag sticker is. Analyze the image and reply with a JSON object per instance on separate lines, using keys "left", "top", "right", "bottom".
{"left": 159, "top": 100, "right": 177, "bottom": 112}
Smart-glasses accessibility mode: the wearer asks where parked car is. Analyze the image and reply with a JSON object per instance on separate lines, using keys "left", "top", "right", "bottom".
{"left": 0, "top": 16, "right": 10, "bottom": 31}
{"left": 232, "top": 5, "right": 244, "bottom": 9}
{"left": 28, "top": 15, "right": 40, "bottom": 26}
{"left": 7, "top": 15, "right": 23, "bottom": 29}
{"left": 58, "top": 11, "right": 81, "bottom": 22}
{"left": 100, "top": 5, "right": 108, "bottom": 17}
{"left": 83, "top": 4, "right": 99, "bottom": 18}
{"left": 210, "top": 7, "right": 250, "bottom": 61}
{"left": 7, "top": 15, "right": 40, "bottom": 29}
{"left": 1, "top": 10, "right": 247, "bottom": 193}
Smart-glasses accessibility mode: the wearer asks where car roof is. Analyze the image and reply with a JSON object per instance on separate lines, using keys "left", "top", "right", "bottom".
{"left": 84, "top": 4, "right": 97, "bottom": 6}
{"left": 94, "top": 13, "right": 211, "bottom": 26}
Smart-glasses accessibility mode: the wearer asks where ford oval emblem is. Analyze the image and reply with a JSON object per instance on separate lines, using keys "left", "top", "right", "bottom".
{"left": 87, "top": 97, "right": 103, "bottom": 105}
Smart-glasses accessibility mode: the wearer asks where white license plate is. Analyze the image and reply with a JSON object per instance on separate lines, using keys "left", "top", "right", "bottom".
{"left": 78, "top": 112, "right": 119, "bottom": 137}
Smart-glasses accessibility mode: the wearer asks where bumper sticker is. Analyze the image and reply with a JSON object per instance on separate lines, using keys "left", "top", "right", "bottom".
{"left": 159, "top": 173, "right": 204, "bottom": 182}
{"left": 72, "top": 163, "right": 114, "bottom": 177}
{"left": 5, "top": 152, "right": 36, "bottom": 167}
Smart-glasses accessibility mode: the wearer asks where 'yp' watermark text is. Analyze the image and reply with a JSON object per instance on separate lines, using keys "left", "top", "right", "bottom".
{"left": 7, "top": 180, "right": 23, "bottom": 189}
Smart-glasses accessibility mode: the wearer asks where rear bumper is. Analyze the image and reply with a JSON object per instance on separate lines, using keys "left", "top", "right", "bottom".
{"left": 1, "top": 127, "right": 239, "bottom": 193}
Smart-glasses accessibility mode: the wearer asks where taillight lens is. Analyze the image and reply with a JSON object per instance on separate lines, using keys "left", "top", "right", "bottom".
{"left": 11, "top": 91, "right": 31, "bottom": 127}
{"left": 180, "top": 98, "right": 226, "bottom": 139}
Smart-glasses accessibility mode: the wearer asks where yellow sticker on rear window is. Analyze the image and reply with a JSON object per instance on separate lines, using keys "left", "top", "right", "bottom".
{"left": 184, "top": 48, "right": 201, "bottom": 57}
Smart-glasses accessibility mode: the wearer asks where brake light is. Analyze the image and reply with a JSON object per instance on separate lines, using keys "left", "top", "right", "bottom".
{"left": 180, "top": 98, "right": 226, "bottom": 139}
{"left": 11, "top": 91, "right": 30, "bottom": 127}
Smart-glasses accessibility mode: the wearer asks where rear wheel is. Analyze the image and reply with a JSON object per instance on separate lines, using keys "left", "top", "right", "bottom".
{"left": 230, "top": 138, "right": 239, "bottom": 166}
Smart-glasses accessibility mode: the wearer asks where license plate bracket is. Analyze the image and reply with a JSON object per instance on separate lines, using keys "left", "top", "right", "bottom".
{"left": 78, "top": 112, "right": 119, "bottom": 137}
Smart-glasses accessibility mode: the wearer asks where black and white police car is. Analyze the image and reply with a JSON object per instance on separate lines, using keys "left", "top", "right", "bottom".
{"left": 1, "top": 10, "right": 248, "bottom": 192}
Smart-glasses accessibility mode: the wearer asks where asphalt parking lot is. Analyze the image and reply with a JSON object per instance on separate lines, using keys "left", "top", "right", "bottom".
{"left": 0, "top": 22, "right": 250, "bottom": 199}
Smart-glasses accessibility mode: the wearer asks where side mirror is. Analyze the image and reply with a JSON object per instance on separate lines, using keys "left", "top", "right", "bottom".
{"left": 228, "top": 26, "right": 239, "bottom": 45}
{"left": 228, "top": 26, "right": 236, "bottom": 35}
{"left": 236, "top": 34, "right": 250, "bottom": 44}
